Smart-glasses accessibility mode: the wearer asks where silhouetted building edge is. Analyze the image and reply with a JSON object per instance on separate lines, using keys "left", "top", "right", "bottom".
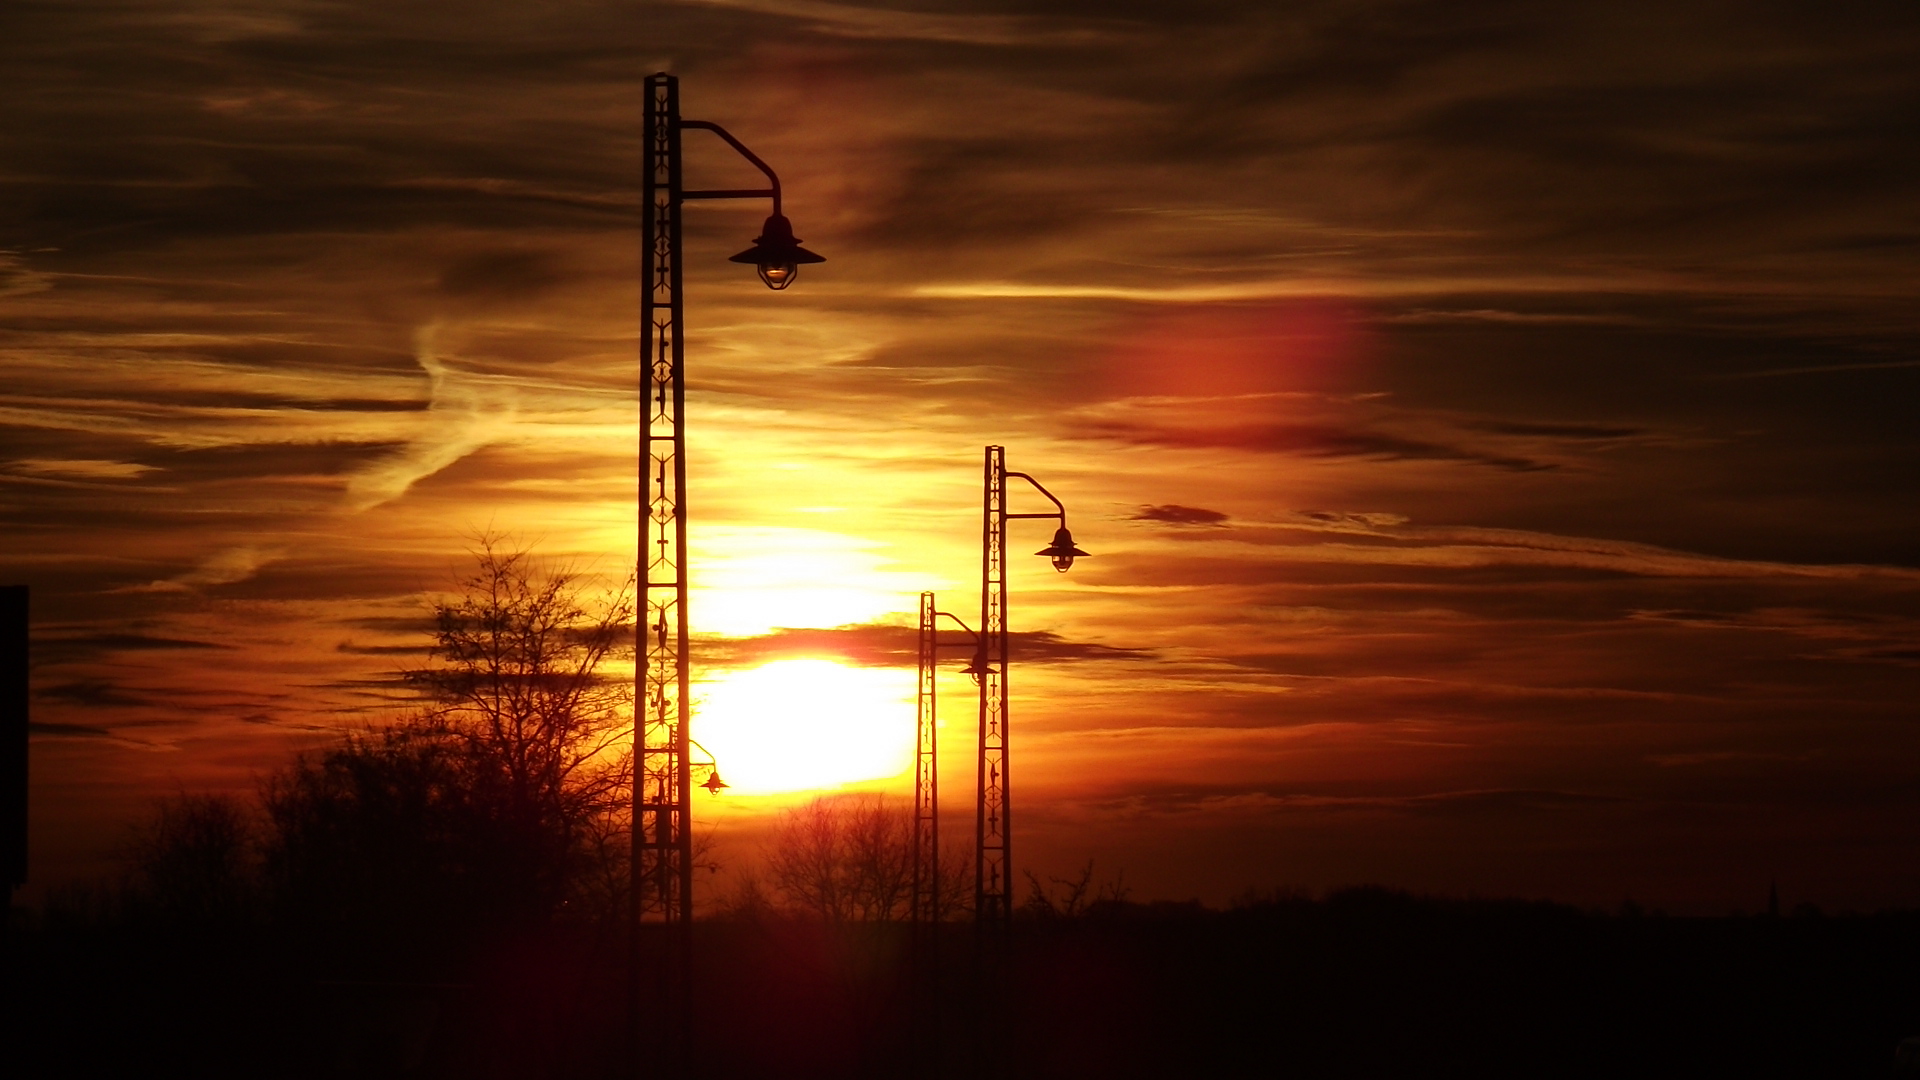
{"left": 2, "top": 585, "right": 25, "bottom": 891}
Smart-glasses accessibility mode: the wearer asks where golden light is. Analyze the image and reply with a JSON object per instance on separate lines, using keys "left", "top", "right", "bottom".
{"left": 690, "top": 525, "right": 925, "bottom": 636}
{"left": 693, "top": 658, "right": 916, "bottom": 795}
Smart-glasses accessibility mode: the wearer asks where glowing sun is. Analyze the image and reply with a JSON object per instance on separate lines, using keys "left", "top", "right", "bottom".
{"left": 693, "top": 658, "right": 916, "bottom": 796}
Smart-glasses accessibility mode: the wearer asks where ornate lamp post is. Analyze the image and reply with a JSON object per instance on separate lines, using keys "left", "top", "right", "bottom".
{"left": 913, "top": 596, "right": 987, "bottom": 929}
{"left": 635, "top": 71, "right": 821, "bottom": 1076}
{"left": 912, "top": 592, "right": 988, "bottom": 1070}
{"left": 968, "top": 446, "right": 1085, "bottom": 1079}
{"left": 973, "top": 445, "right": 1086, "bottom": 931}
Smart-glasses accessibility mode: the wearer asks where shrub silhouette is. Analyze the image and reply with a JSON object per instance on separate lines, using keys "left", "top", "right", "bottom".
{"left": 122, "top": 791, "right": 260, "bottom": 927}
{"left": 262, "top": 728, "right": 491, "bottom": 950}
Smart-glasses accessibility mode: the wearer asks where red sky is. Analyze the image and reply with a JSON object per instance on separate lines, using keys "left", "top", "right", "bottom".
{"left": 4, "top": 0, "right": 1919, "bottom": 912}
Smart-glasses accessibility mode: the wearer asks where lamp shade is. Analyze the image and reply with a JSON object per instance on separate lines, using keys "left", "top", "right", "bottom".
{"left": 728, "top": 213, "right": 825, "bottom": 290}
{"left": 700, "top": 769, "right": 729, "bottom": 794}
{"left": 1034, "top": 526, "right": 1089, "bottom": 572}
{"left": 961, "top": 647, "right": 998, "bottom": 684}
{"left": 960, "top": 645, "right": 1006, "bottom": 672}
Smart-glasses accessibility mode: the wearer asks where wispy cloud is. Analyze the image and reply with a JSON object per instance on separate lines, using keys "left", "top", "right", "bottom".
{"left": 699, "top": 622, "right": 1155, "bottom": 669}
{"left": 6, "top": 458, "right": 158, "bottom": 481}
{"left": 671, "top": 0, "right": 1134, "bottom": 46}
{"left": 1132, "top": 505, "right": 1230, "bottom": 527}
{"left": 342, "top": 324, "right": 517, "bottom": 512}
{"left": 121, "top": 545, "right": 284, "bottom": 593}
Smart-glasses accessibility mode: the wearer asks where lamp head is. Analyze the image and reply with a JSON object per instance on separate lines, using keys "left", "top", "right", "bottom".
{"left": 700, "top": 769, "right": 729, "bottom": 795}
{"left": 728, "top": 213, "right": 825, "bottom": 290}
{"left": 961, "top": 648, "right": 997, "bottom": 685}
{"left": 1035, "top": 526, "right": 1089, "bottom": 573}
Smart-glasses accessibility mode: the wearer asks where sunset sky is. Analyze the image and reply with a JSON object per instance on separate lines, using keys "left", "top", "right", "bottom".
{"left": 5, "top": 0, "right": 1918, "bottom": 913}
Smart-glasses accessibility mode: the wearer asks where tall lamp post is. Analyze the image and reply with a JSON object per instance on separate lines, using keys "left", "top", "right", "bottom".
{"left": 913, "top": 593, "right": 989, "bottom": 1070}
{"left": 913, "top": 596, "right": 987, "bottom": 929}
{"left": 974, "top": 446, "right": 1086, "bottom": 928}
{"left": 635, "top": 71, "right": 822, "bottom": 1075}
{"left": 971, "top": 447, "right": 1085, "bottom": 1078}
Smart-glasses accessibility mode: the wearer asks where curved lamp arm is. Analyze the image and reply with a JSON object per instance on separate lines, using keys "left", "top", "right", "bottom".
{"left": 936, "top": 609, "right": 997, "bottom": 681}
{"left": 675, "top": 119, "right": 822, "bottom": 290}
{"left": 688, "top": 737, "right": 729, "bottom": 794}
{"left": 1003, "top": 471, "right": 1067, "bottom": 525}
{"left": 935, "top": 610, "right": 980, "bottom": 642}
{"left": 688, "top": 737, "right": 721, "bottom": 767}
{"left": 1005, "top": 469, "right": 1088, "bottom": 572}
{"left": 679, "top": 120, "right": 782, "bottom": 214}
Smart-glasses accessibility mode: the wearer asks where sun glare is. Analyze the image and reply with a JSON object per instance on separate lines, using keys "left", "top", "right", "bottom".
{"left": 693, "top": 658, "right": 916, "bottom": 796}
{"left": 690, "top": 526, "right": 925, "bottom": 637}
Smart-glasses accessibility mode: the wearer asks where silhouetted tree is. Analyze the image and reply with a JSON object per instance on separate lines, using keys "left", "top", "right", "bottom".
{"left": 261, "top": 727, "right": 481, "bottom": 942}
{"left": 122, "top": 791, "right": 260, "bottom": 926}
{"left": 932, "top": 841, "right": 975, "bottom": 921}
{"left": 713, "top": 870, "right": 780, "bottom": 922}
{"left": 1021, "top": 859, "right": 1129, "bottom": 919}
{"left": 405, "top": 536, "right": 635, "bottom": 923}
{"left": 260, "top": 540, "right": 636, "bottom": 945}
{"left": 764, "top": 794, "right": 913, "bottom": 921}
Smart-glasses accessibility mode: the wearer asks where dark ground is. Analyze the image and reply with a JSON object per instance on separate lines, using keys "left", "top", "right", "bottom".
{"left": 8, "top": 888, "right": 1919, "bottom": 1078}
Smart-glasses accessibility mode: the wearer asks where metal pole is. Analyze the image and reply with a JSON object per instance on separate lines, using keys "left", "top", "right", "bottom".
{"left": 973, "top": 447, "right": 1011, "bottom": 1080}
{"left": 914, "top": 591, "right": 940, "bottom": 925}
{"left": 913, "top": 591, "right": 941, "bottom": 1070}
{"left": 976, "top": 447, "right": 1010, "bottom": 928}
{"left": 632, "top": 71, "right": 813, "bottom": 1077}
{"left": 636, "top": 69, "right": 690, "bottom": 1079}
{"left": 968, "top": 448, "right": 1081, "bottom": 1079}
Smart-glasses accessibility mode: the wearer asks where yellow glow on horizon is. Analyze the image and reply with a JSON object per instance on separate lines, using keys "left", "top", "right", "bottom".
{"left": 690, "top": 524, "right": 923, "bottom": 636}
{"left": 693, "top": 658, "right": 915, "bottom": 796}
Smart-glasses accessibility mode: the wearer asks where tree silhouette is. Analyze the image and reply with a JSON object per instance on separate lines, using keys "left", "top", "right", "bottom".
{"left": 261, "top": 727, "right": 482, "bottom": 942}
{"left": 1021, "top": 859, "right": 1129, "bottom": 920}
{"left": 754, "top": 794, "right": 972, "bottom": 921}
{"left": 406, "top": 536, "right": 635, "bottom": 923}
{"left": 122, "top": 791, "right": 259, "bottom": 926}
{"left": 256, "top": 539, "right": 636, "bottom": 946}
{"left": 764, "top": 794, "right": 911, "bottom": 921}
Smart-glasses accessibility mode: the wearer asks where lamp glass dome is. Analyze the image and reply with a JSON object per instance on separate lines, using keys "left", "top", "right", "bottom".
{"left": 728, "top": 212, "right": 824, "bottom": 291}
{"left": 1035, "top": 526, "right": 1089, "bottom": 573}
{"left": 961, "top": 648, "right": 997, "bottom": 685}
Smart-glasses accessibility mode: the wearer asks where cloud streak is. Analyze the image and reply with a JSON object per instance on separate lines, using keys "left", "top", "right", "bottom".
{"left": 341, "top": 324, "right": 516, "bottom": 511}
